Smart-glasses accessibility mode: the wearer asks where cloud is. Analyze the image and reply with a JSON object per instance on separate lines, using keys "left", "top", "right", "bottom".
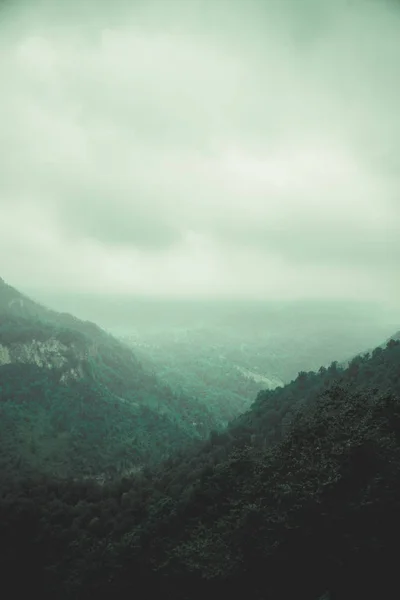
{"left": 0, "top": 0, "right": 399, "bottom": 309}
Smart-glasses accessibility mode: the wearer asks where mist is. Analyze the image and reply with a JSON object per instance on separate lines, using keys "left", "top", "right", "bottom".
{"left": 0, "top": 0, "right": 399, "bottom": 327}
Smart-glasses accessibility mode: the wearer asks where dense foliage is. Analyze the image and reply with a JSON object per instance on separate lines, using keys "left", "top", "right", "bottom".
{"left": 0, "top": 362, "right": 197, "bottom": 480}
{"left": 229, "top": 338, "right": 400, "bottom": 447}
{"left": 1, "top": 332, "right": 399, "bottom": 599}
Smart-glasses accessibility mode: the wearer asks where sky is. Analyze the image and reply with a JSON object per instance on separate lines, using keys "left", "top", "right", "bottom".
{"left": 0, "top": 0, "right": 399, "bottom": 312}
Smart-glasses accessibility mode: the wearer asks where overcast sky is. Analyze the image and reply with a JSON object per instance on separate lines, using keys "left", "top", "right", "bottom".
{"left": 0, "top": 0, "right": 399, "bottom": 311}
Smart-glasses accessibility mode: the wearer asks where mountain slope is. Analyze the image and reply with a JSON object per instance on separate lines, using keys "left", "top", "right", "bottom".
{"left": 0, "top": 278, "right": 223, "bottom": 480}
{"left": 339, "top": 329, "right": 400, "bottom": 368}
{"left": 387, "top": 330, "right": 400, "bottom": 342}
{"left": 1, "top": 336, "right": 399, "bottom": 599}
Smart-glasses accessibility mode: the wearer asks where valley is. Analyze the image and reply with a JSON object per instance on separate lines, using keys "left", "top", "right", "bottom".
{"left": 1, "top": 277, "right": 400, "bottom": 600}
{"left": 1, "top": 0, "right": 399, "bottom": 595}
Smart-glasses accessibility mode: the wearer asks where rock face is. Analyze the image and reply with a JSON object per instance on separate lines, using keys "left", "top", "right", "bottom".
{"left": 0, "top": 277, "right": 98, "bottom": 383}
{"left": 0, "top": 344, "right": 11, "bottom": 365}
{"left": 0, "top": 338, "right": 86, "bottom": 382}
{"left": 0, "top": 338, "right": 67, "bottom": 368}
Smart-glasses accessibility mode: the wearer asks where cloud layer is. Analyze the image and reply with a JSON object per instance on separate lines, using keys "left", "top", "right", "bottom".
{"left": 0, "top": 0, "right": 399, "bottom": 308}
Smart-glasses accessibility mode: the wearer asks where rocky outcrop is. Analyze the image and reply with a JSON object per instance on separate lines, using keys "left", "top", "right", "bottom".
{"left": 0, "top": 344, "right": 11, "bottom": 365}
{"left": 0, "top": 338, "right": 86, "bottom": 382}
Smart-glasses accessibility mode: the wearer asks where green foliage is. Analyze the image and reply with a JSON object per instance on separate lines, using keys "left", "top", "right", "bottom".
{"left": 1, "top": 336, "right": 400, "bottom": 599}
{"left": 0, "top": 362, "right": 194, "bottom": 480}
{"left": 229, "top": 338, "right": 400, "bottom": 449}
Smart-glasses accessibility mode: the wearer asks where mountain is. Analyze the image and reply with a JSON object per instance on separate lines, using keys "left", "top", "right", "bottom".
{"left": 229, "top": 334, "right": 400, "bottom": 444}
{"left": 1, "top": 331, "right": 399, "bottom": 599}
{"left": 0, "top": 277, "right": 224, "bottom": 481}
{"left": 387, "top": 330, "right": 400, "bottom": 342}
{"left": 339, "top": 329, "right": 400, "bottom": 369}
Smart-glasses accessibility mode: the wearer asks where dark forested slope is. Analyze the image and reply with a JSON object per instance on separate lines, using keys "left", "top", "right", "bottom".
{"left": 228, "top": 337, "right": 400, "bottom": 447}
{"left": 1, "top": 336, "right": 399, "bottom": 599}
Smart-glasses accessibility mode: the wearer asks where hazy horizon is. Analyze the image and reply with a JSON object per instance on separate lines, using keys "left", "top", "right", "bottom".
{"left": 17, "top": 287, "right": 398, "bottom": 347}
{"left": 0, "top": 0, "right": 399, "bottom": 313}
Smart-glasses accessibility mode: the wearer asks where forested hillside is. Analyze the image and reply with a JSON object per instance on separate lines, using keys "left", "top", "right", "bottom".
{"left": 1, "top": 334, "right": 399, "bottom": 599}
{"left": 0, "top": 278, "right": 231, "bottom": 480}
{"left": 229, "top": 338, "right": 400, "bottom": 447}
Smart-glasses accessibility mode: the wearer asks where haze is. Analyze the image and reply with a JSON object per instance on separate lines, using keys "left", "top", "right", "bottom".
{"left": 0, "top": 0, "right": 399, "bottom": 322}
